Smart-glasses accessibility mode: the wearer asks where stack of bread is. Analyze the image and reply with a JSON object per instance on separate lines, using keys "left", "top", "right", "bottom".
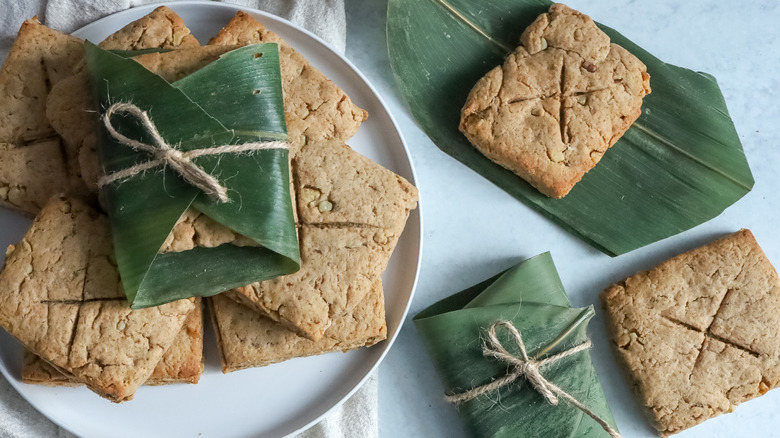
{"left": 0, "top": 7, "right": 418, "bottom": 402}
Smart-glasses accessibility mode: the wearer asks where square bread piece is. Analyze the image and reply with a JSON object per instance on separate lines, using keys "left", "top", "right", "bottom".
{"left": 22, "top": 301, "right": 204, "bottom": 386}
{"left": 227, "top": 225, "right": 398, "bottom": 340}
{"left": 294, "top": 140, "right": 419, "bottom": 234}
{"left": 227, "top": 139, "right": 417, "bottom": 340}
{"left": 460, "top": 4, "right": 650, "bottom": 198}
{"left": 209, "top": 279, "right": 386, "bottom": 373}
{"left": 97, "top": 6, "right": 200, "bottom": 50}
{"left": 0, "top": 18, "right": 83, "bottom": 145}
{"left": 209, "top": 11, "right": 368, "bottom": 156}
{"left": 602, "top": 230, "right": 780, "bottom": 436}
{"left": 0, "top": 195, "right": 194, "bottom": 402}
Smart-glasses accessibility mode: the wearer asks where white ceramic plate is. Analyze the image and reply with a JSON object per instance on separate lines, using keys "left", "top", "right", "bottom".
{"left": 0, "top": 3, "right": 422, "bottom": 437}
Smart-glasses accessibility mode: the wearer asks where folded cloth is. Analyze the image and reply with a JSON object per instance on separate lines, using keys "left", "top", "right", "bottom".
{"left": 0, "top": 1, "right": 375, "bottom": 438}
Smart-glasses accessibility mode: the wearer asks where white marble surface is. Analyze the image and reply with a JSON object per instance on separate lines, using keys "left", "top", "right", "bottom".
{"left": 343, "top": 1, "right": 780, "bottom": 437}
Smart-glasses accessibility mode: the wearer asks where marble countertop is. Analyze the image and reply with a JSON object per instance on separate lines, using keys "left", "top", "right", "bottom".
{"left": 343, "top": 1, "right": 780, "bottom": 437}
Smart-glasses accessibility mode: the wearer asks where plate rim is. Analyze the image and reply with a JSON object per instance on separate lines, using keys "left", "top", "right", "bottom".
{"left": 0, "top": 2, "right": 423, "bottom": 437}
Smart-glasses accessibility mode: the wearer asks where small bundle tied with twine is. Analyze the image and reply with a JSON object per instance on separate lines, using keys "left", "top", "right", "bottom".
{"left": 99, "top": 102, "right": 288, "bottom": 203}
{"left": 445, "top": 321, "right": 621, "bottom": 438}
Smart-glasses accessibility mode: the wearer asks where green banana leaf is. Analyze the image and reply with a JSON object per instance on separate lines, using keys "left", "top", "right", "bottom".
{"left": 388, "top": 0, "right": 753, "bottom": 256}
{"left": 85, "top": 42, "right": 300, "bottom": 308}
{"left": 414, "top": 253, "right": 617, "bottom": 437}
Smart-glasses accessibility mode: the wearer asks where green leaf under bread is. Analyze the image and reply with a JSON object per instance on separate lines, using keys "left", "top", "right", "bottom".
{"left": 85, "top": 42, "right": 300, "bottom": 308}
{"left": 387, "top": 0, "right": 753, "bottom": 256}
{"left": 414, "top": 253, "right": 617, "bottom": 437}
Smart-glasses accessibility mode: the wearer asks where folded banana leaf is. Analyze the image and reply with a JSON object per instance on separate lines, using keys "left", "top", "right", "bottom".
{"left": 85, "top": 42, "right": 300, "bottom": 308}
{"left": 414, "top": 253, "right": 617, "bottom": 437}
{"left": 388, "top": 0, "right": 753, "bottom": 256}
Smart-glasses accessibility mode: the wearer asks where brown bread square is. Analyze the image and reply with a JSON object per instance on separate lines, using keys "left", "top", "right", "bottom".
{"left": 602, "top": 230, "right": 780, "bottom": 436}
{"left": 97, "top": 6, "right": 200, "bottom": 51}
{"left": 0, "top": 196, "right": 194, "bottom": 402}
{"left": 22, "top": 301, "right": 204, "bottom": 386}
{"left": 227, "top": 225, "right": 397, "bottom": 340}
{"left": 226, "top": 139, "right": 416, "bottom": 340}
{"left": 460, "top": 4, "right": 650, "bottom": 198}
{"left": 293, "top": 139, "right": 418, "bottom": 235}
{"left": 0, "top": 19, "right": 83, "bottom": 145}
{"left": 209, "top": 278, "right": 386, "bottom": 373}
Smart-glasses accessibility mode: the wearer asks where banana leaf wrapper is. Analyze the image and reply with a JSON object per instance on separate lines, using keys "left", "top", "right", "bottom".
{"left": 388, "top": 0, "right": 754, "bottom": 256}
{"left": 85, "top": 42, "right": 300, "bottom": 308}
{"left": 414, "top": 253, "right": 617, "bottom": 437}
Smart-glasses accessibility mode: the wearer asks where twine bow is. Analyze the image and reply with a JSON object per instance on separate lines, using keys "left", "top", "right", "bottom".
{"left": 445, "top": 321, "right": 621, "bottom": 438}
{"left": 98, "top": 102, "right": 288, "bottom": 203}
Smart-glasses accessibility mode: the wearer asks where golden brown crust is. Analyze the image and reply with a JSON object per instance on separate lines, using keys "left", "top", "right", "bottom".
{"left": 229, "top": 225, "right": 398, "bottom": 340}
{"left": 224, "top": 139, "right": 416, "bottom": 340}
{"left": 98, "top": 6, "right": 199, "bottom": 51}
{"left": 209, "top": 11, "right": 368, "bottom": 156}
{"left": 0, "top": 139, "right": 70, "bottom": 216}
{"left": 460, "top": 4, "right": 651, "bottom": 198}
{"left": 602, "top": 229, "right": 780, "bottom": 436}
{"left": 0, "top": 19, "right": 84, "bottom": 145}
{"left": 0, "top": 196, "right": 194, "bottom": 402}
{"left": 22, "top": 300, "right": 203, "bottom": 386}
{"left": 209, "top": 277, "right": 386, "bottom": 373}
{"left": 293, "top": 140, "right": 419, "bottom": 235}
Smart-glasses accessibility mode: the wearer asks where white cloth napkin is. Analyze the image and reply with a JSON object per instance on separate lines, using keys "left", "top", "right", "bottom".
{"left": 0, "top": 1, "right": 377, "bottom": 437}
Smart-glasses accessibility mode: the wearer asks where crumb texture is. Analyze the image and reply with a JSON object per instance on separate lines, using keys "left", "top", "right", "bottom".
{"left": 209, "top": 278, "right": 386, "bottom": 373}
{"left": 460, "top": 4, "right": 651, "bottom": 198}
{"left": 98, "top": 6, "right": 200, "bottom": 50}
{"left": 0, "top": 19, "right": 83, "bottom": 145}
{"left": 0, "top": 196, "right": 193, "bottom": 402}
{"left": 160, "top": 207, "right": 259, "bottom": 254}
{"left": 602, "top": 230, "right": 780, "bottom": 436}
{"left": 0, "top": 139, "right": 70, "bottom": 215}
{"left": 22, "top": 302, "right": 204, "bottom": 386}
{"left": 209, "top": 11, "right": 369, "bottom": 156}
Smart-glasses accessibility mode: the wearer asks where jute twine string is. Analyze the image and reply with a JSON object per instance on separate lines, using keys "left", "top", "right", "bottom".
{"left": 98, "top": 102, "right": 288, "bottom": 203}
{"left": 445, "top": 320, "right": 621, "bottom": 438}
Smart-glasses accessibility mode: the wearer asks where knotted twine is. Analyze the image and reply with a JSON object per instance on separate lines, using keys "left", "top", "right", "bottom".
{"left": 445, "top": 320, "right": 621, "bottom": 438}
{"left": 98, "top": 102, "right": 288, "bottom": 203}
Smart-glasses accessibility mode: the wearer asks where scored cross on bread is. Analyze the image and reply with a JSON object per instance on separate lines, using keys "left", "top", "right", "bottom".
{"left": 0, "top": 196, "right": 194, "bottom": 402}
{"left": 23, "top": 301, "right": 204, "bottom": 386}
{"left": 602, "top": 230, "right": 780, "bottom": 436}
{"left": 460, "top": 4, "right": 651, "bottom": 198}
